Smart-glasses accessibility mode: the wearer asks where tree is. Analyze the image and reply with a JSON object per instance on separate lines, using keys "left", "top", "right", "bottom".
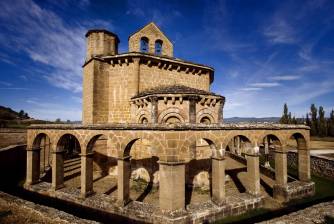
{"left": 18, "top": 110, "right": 25, "bottom": 119}
{"left": 318, "top": 106, "right": 326, "bottom": 137}
{"left": 328, "top": 109, "right": 334, "bottom": 137}
{"left": 55, "top": 118, "right": 61, "bottom": 123}
{"left": 288, "top": 112, "right": 292, "bottom": 124}
{"left": 292, "top": 116, "right": 297, "bottom": 124}
{"left": 280, "top": 103, "right": 289, "bottom": 124}
{"left": 310, "top": 104, "right": 318, "bottom": 136}
{"left": 306, "top": 113, "right": 311, "bottom": 127}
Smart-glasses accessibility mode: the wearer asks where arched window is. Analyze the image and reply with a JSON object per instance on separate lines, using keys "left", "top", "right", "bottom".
{"left": 140, "top": 37, "right": 149, "bottom": 53}
{"left": 155, "top": 40, "right": 163, "bottom": 55}
{"left": 140, "top": 117, "right": 148, "bottom": 124}
{"left": 200, "top": 116, "right": 211, "bottom": 125}
{"left": 165, "top": 116, "right": 181, "bottom": 124}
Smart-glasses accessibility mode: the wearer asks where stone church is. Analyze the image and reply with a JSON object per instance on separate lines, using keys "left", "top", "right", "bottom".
{"left": 83, "top": 22, "right": 224, "bottom": 125}
{"left": 25, "top": 22, "right": 315, "bottom": 223}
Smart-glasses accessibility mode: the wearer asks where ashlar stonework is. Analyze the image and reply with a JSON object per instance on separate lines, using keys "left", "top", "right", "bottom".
{"left": 25, "top": 22, "right": 314, "bottom": 223}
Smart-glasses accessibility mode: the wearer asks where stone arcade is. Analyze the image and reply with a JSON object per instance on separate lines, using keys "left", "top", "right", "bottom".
{"left": 25, "top": 22, "right": 315, "bottom": 223}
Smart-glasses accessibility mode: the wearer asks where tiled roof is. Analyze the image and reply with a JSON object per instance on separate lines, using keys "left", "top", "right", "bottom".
{"left": 132, "top": 85, "right": 223, "bottom": 98}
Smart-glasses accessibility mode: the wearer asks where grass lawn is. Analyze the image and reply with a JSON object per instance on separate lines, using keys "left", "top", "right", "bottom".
{"left": 215, "top": 170, "right": 334, "bottom": 224}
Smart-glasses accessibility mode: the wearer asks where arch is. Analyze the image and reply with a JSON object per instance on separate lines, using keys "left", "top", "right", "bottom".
{"left": 196, "top": 108, "right": 217, "bottom": 124}
{"left": 121, "top": 137, "right": 159, "bottom": 202}
{"left": 139, "top": 115, "right": 149, "bottom": 124}
{"left": 135, "top": 109, "right": 150, "bottom": 124}
{"left": 224, "top": 134, "right": 253, "bottom": 155}
{"left": 158, "top": 107, "right": 185, "bottom": 124}
{"left": 289, "top": 132, "right": 308, "bottom": 149}
{"left": 155, "top": 39, "right": 163, "bottom": 55}
{"left": 56, "top": 134, "right": 81, "bottom": 158}
{"left": 32, "top": 133, "right": 52, "bottom": 181}
{"left": 165, "top": 115, "right": 182, "bottom": 124}
{"left": 200, "top": 116, "right": 212, "bottom": 124}
{"left": 288, "top": 132, "right": 310, "bottom": 181}
{"left": 140, "top": 36, "right": 149, "bottom": 53}
{"left": 32, "top": 133, "right": 51, "bottom": 149}
{"left": 258, "top": 134, "right": 282, "bottom": 169}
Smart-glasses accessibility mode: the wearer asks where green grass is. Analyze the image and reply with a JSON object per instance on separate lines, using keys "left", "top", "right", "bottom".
{"left": 215, "top": 170, "right": 334, "bottom": 224}
{"left": 286, "top": 168, "right": 334, "bottom": 206}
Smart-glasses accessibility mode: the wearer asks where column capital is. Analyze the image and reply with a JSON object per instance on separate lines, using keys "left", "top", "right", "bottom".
{"left": 158, "top": 160, "right": 186, "bottom": 166}
{"left": 52, "top": 150, "right": 65, "bottom": 154}
{"left": 117, "top": 155, "right": 131, "bottom": 161}
{"left": 79, "top": 152, "right": 94, "bottom": 157}
{"left": 211, "top": 156, "right": 225, "bottom": 161}
{"left": 26, "top": 147, "right": 41, "bottom": 151}
{"left": 273, "top": 150, "right": 287, "bottom": 154}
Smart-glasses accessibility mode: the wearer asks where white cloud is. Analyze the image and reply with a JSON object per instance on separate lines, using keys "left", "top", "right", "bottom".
{"left": 0, "top": 81, "right": 12, "bottom": 86}
{"left": 240, "top": 87, "right": 262, "bottom": 91}
{"left": 0, "top": 0, "right": 110, "bottom": 93}
{"left": 250, "top": 82, "right": 280, "bottom": 88}
{"left": 26, "top": 99, "right": 81, "bottom": 120}
{"left": 264, "top": 19, "right": 296, "bottom": 44}
{"left": 269, "top": 75, "right": 301, "bottom": 81}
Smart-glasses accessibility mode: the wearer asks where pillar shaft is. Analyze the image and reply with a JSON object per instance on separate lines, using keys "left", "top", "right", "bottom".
{"left": 26, "top": 148, "right": 40, "bottom": 185}
{"left": 274, "top": 151, "right": 287, "bottom": 186}
{"left": 189, "top": 96, "right": 197, "bottom": 123}
{"left": 246, "top": 153, "right": 260, "bottom": 195}
{"left": 81, "top": 152, "right": 94, "bottom": 197}
{"left": 159, "top": 161, "right": 185, "bottom": 211}
{"left": 150, "top": 96, "right": 158, "bottom": 123}
{"left": 132, "top": 58, "right": 140, "bottom": 96}
{"left": 298, "top": 149, "right": 311, "bottom": 181}
{"left": 52, "top": 151, "right": 64, "bottom": 190}
{"left": 117, "top": 156, "right": 131, "bottom": 206}
{"left": 211, "top": 157, "right": 225, "bottom": 205}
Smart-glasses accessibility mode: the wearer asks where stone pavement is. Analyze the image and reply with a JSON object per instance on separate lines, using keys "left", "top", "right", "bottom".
{"left": 258, "top": 200, "right": 334, "bottom": 224}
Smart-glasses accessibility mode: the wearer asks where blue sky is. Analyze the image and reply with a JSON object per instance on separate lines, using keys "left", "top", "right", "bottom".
{"left": 0, "top": 0, "right": 333, "bottom": 121}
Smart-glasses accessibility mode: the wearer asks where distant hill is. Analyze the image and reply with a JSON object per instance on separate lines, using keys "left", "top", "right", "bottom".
{"left": 0, "top": 106, "right": 22, "bottom": 120}
{"left": 224, "top": 117, "right": 280, "bottom": 123}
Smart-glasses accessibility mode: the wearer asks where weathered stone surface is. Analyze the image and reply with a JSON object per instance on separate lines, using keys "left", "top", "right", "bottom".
{"left": 0, "top": 191, "right": 98, "bottom": 224}
{"left": 258, "top": 200, "right": 334, "bottom": 224}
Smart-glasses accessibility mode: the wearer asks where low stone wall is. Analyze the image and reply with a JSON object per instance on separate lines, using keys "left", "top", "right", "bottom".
{"left": 0, "top": 128, "right": 26, "bottom": 148}
{"left": 273, "top": 181, "right": 315, "bottom": 203}
{"left": 287, "top": 151, "right": 334, "bottom": 180}
{"left": 0, "top": 144, "right": 26, "bottom": 188}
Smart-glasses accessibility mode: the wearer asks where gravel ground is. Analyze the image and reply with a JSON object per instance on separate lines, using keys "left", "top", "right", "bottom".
{"left": 0, "top": 191, "right": 99, "bottom": 224}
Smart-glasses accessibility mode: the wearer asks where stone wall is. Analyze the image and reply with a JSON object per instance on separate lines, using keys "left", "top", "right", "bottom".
{"left": 0, "top": 128, "right": 26, "bottom": 148}
{"left": 0, "top": 144, "right": 26, "bottom": 188}
{"left": 287, "top": 151, "right": 334, "bottom": 180}
{"left": 128, "top": 22, "right": 173, "bottom": 57}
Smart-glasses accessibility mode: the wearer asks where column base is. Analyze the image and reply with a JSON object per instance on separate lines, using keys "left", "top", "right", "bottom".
{"left": 51, "top": 184, "right": 65, "bottom": 191}
{"left": 212, "top": 198, "right": 226, "bottom": 206}
{"left": 117, "top": 199, "right": 131, "bottom": 207}
{"left": 80, "top": 190, "right": 95, "bottom": 199}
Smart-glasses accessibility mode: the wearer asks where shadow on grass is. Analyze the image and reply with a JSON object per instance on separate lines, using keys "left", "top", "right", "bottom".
{"left": 215, "top": 168, "right": 334, "bottom": 224}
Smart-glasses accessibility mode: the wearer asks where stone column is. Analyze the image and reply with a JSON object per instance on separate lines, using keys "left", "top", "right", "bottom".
{"left": 150, "top": 96, "right": 158, "bottom": 123}
{"left": 80, "top": 152, "right": 94, "bottom": 198}
{"left": 274, "top": 150, "right": 287, "bottom": 186}
{"left": 117, "top": 156, "right": 131, "bottom": 206}
{"left": 264, "top": 137, "right": 270, "bottom": 168}
{"left": 245, "top": 147, "right": 260, "bottom": 195}
{"left": 273, "top": 150, "right": 288, "bottom": 202}
{"left": 51, "top": 150, "right": 64, "bottom": 190}
{"left": 211, "top": 157, "right": 226, "bottom": 205}
{"left": 217, "top": 100, "right": 224, "bottom": 123}
{"left": 298, "top": 148, "right": 311, "bottom": 181}
{"left": 132, "top": 58, "right": 140, "bottom": 96}
{"left": 189, "top": 96, "right": 197, "bottom": 123}
{"left": 159, "top": 161, "right": 185, "bottom": 211}
{"left": 26, "top": 147, "right": 40, "bottom": 186}
{"left": 236, "top": 136, "right": 241, "bottom": 155}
